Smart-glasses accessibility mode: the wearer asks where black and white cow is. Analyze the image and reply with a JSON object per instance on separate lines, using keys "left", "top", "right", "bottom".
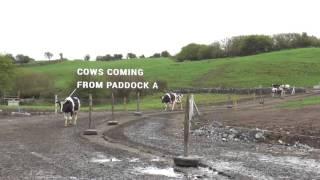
{"left": 272, "top": 84, "right": 290, "bottom": 97}
{"left": 161, "top": 92, "right": 183, "bottom": 111}
{"left": 272, "top": 84, "right": 281, "bottom": 97}
{"left": 56, "top": 96, "right": 80, "bottom": 127}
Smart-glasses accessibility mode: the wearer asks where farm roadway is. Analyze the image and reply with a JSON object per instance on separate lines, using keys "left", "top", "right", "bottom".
{"left": 1, "top": 93, "right": 320, "bottom": 179}
{"left": 0, "top": 112, "right": 181, "bottom": 179}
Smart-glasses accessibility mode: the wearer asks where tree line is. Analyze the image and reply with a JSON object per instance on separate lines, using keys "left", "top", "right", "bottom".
{"left": 96, "top": 51, "right": 171, "bottom": 61}
{"left": 175, "top": 32, "right": 320, "bottom": 61}
{"left": 4, "top": 50, "right": 172, "bottom": 64}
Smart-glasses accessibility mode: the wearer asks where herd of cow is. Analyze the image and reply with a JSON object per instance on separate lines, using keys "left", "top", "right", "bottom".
{"left": 56, "top": 84, "right": 292, "bottom": 127}
{"left": 271, "top": 84, "right": 294, "bottom": 97}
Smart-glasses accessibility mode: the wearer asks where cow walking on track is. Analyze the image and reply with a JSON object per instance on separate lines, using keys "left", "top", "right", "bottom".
{"left": 161, "top": 92, "right": 183, "bottom": 111}
{"left": 56, "top": 96, "right": 81, "bottom": 127}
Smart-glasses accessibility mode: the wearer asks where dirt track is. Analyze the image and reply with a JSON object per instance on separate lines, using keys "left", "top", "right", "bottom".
{"left": 0, "top": 112, "right": 180, "bottom": 179}
{"left": 1, "top": 93, "right": 320, "bottom": 179}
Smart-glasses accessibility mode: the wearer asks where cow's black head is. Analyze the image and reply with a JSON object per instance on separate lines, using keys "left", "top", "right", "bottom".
{"left": 161, "top": 94, "right": 171, "bottom": 103}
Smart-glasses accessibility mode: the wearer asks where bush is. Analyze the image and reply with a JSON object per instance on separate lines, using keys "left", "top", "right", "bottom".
{"left": 0, "top": 55, "right": 16, "bottom": 94}
{"left": 239, "top": 35, "right": 273, "bottom": 55}
{"left": 160, "top": 51, "right": 171, "bottom": 57}
{"left": 15, "top": 54, "right": 34, "bottom": 64}
{"left": 176, "top": 43, "right": 203, "bottom": 61}
{"left": 176, "top": 43, "right": 224, "bottom": 61}
{"left": 14, "top": 71, "right": 54, "bottom": 98}
{"left": 150, "top": 53, "right": 161, "bottom": 58}
{"left": 96, "top": 54, "right": 123, "bottom": 61}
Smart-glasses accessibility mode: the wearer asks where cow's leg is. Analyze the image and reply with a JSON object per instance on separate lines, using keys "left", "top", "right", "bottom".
{"left": 164, "top": 103, "right": 168, "bottom": 111}
{"left": 70, "top": 115, "right": 73, "bottom": 125}
{"left": 73, "top": 112, "right": 78, "bottom": 125}
{"left": 64, "top": 113, "right": 68, "bottom": 127}
{"left": 180, "top": 103, "right": 183, "bottom": 110}
{"left": 172, "top": 102, "right": 175, "bottom": 111}
{"left": 68, "top": 112, "right": 73, "bottom": 125}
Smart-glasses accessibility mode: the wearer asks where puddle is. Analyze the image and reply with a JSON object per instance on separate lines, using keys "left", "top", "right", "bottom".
{"left": 134, "top": 166, "right": 183, "bottom": 178}
{"left": 129, "top": 158, "right": 140, "bottom": 162}
{"left": 90, "top": 152, "right": 121, "bottom": 163}
{"left": 208, "top": 160, "right": 272, "bottom": 180}
{"left": 199, "top": 167, "right": 219, "bottom": 175}
{"left": 258, "top": 154, "right": 320, "bottom": 173}
{"left": 224, "top": 150, "right": 320, "bottom": 173}
{"left": 151, "top": 157, "right": 165, "bottom": 162}
{"left": 90, "top": 157, "right": 121, "bottom": 163}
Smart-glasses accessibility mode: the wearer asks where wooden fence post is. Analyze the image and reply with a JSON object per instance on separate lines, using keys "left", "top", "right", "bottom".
{"left": 259, "top": 85, "right": 264, "bottom": 105}
{"left": 111, "top": 92, "right": 115, "bottom": 120}
{"left": 89, "top": 93, "right": 92, "bottom": 128}
{"left": 55, "top": 95, "right": 58, "bottom": 115}
{"left": 184, "top": 94, "right": 190, "bottom": 157}
{"left": 137, "top": 91, "right": 140, "bottom": 112}
{"left": 134, "top": 91, "right": 142, "bottom": 116}
{"left": 83, "top": 93, "right": 98, "bottom": 135}
{"left": 174, "top": 94, "right": 200, "bottom": 167}
{"left": 124, "top": 96, "right": 127, "bottom": 111}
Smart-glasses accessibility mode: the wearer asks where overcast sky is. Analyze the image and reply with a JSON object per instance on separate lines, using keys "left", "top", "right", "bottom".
{"left": 0, "top": 0, "right": 319, "bottom": 60}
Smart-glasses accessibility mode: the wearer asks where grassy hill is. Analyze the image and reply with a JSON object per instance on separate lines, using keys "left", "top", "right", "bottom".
{"left": 20, "top": 48, "right": 320, "bottom": 90}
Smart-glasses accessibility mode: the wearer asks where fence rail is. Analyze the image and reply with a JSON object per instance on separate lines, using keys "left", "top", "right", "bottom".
{"left": 173, "top": 87, "right": 305, "bottom": 94}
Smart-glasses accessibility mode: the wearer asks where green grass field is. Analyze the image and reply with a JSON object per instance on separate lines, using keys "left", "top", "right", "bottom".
{"left": 20, "top": 48, "right": 320, "bottom": 90}
{"left": 0, "top": 93, "right": 249, "bottom": 111}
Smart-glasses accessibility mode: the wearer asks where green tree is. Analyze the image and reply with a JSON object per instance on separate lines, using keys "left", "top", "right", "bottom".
{"left": 44, "top": 52, "right": 53, "bottom": 61}
{"left": 240, "top": 35, "right": 273, "bottom": 55}
{"left": 150, "top": 53, "right": 161, "bottom": 58}
{"left": 0, "top": 55, "right": 16, "bottom": 94}
{"left": 127, "top": 53, "right": 137, "bottom": 59}
{"left": 15, "top": 54, "right": 34, "bottom": 64}
{"left": 84, "top": 54, "right": 90, "bottom": 61}
{"left": 59, "top": 53, "right": 64, "bottom": 60}
{"left": 176, "top": 43, "right": 202, "bottom": 61}
{"left": 160, "top": 51, "right": 171, "bottom": 57}
{"left": 113, "top": 54, "right": 123, "bottom": 60}
{"left": 4, "top": 54, "right": 15, "bottom": 63}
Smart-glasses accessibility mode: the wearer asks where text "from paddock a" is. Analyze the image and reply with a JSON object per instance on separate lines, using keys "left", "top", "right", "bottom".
{"left": 76, "top": 81, "right": 159, "bottom": 89}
